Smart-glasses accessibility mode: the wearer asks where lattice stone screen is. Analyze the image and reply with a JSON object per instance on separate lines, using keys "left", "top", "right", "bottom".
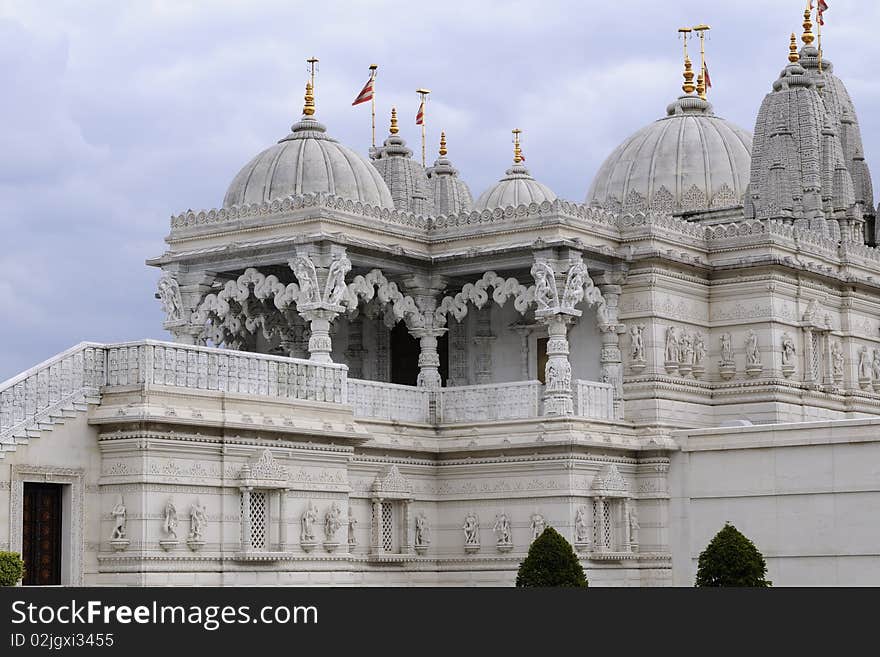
{"left": 381, "top": 502, "right": 394, "bottom": 552}
{"left": 603, "top": 502, "right": 612, "bottom": 549}
{"left": 811, "top": 334, "right": 821, "bottom": 380}
{"left": 250, "top": 491, "right": 267, "bottom": 550}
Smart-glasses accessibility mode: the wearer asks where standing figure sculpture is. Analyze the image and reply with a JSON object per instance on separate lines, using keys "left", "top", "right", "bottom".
{"left": 575, "top": 506, "right": 590, "bottom": 543}
{"left": 531, "top": 262, "right": 558, "bottom": 311}
{"left": 831, "top": 342, "right": 845, "bottom": 378}
{"left": 628, "top": 504, "right": 640, "bottom": 552}
{"left": 189, "top": 500, "right": 207, "bottom": 541}
{"left": 693, "top": 333, "right": 706, "bottom": 366}
{"left": 858, "top": 346, "right": 872, "bottom": 380}
{"left": 111, "top": 496, "right": 127, "bottom": 540}
{"left": 347, "top": 506, "right": 358, "bottom": 547}
{"left": 720, "top": 332, "right": 734, "bottom": 363}
{"left": 163, "top": 500, "right": 178, "bottom": 539}
{"left": 746, "top": 330, "right": 761, "bottom": 366}
{"left": 301, "top": 500, "right": 319, "bottom": 543}
{"left": 873, "top": 350, "right": 880, "bottom": 382}
{"left": 529, "top": 513, "right": 546, "bottom": 541}
{"left": 415, "top": 513, "right": 430, "bottom": 547}
{"left": 324, "top": 502, "right": 343, "bottom": 541}
{"left": 463, "top": 513, "right": 480, "bottom": 546}
{"left": 665, "top": 327, "right": 679, "bottom": 362}
{"left": 493, "top": 513, "right": 513, "bottom": 546}
{"left": 781, "top": 333, "right": 797, "bottom": 365}
{"left": 324, "top": 256, "right": 352, "bottom": 306}
{"left": 629, "top": 325, "right": 645, "bottom": 362}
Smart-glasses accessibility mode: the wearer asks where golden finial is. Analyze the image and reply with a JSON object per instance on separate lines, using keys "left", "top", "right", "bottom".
{"left": 682, "top": 56, "right": 696, "bottom": 94}
{"left": 696, "top": 71, "right": 706, "bottom": 101}
{"left": 802, "top": 3, "right": 815, "bottom": 45}
{"left": 512, "top": 128, "right": 523, "bottom": 164}
{"left": 789, "top": 33, "right": 800, "bottom": 62}
{"left": 389, "top": 107, "right": 399, "bottom": 135}
{"left": 439, "top": 131, "right": 447, "bottom": 157}
{"left": 303, "top": 81, "right": 315, "bottom": 116}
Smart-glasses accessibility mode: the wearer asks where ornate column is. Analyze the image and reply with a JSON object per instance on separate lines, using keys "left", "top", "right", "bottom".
{"left": 541, "top": 314, "right": 575, "bottom": 415}
{"left": 157, "top": 269, "right": 216, "bottom": 345}
{"left": 278, "top": 488, "right": 289, "bottom": 551}
{"left": 595, "top": 270, "right": 627, "bottom": 419}
{"left": 371, "top": 498, "right": 384, "bottom": 555}
{"left": 240, "top": 486, "right": 252, "bottom": 552}
{"left": 345, "top": 315, "right": 365, "bottom": 378}
{"left": 402, "top": 500, "right": 413, "bottom": 555}
{"left": 513, "top": 323, "right": 533, "bottom": 380}
{"left": 473, "top": 306, "right": 495, "bottom": 384}
{"left": 290, "top": 243, "right": 351, "bottom": 364}
{"left": 403, "top": 274, "right": 448, "bottom": 389}
{"left": 594, "top": 496, "right": 606, "bottom": 552}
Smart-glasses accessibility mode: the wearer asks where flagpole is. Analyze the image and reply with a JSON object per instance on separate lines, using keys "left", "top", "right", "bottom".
{"left": 307, "top": 57, "right": 319, "bottom": 91}
{"left": 816, "top": 5, "right": 823, "bottom": 76}
{"left": 416, "top": 88, "right": 430, "bottom": 167}
{"left": 693, "top": 24, "right": 710, "bottom": 100}
{"left": 369, "top": 64, "right": 378, "bottom": 148}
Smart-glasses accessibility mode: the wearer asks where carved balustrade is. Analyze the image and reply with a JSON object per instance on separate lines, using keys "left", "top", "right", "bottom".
{"left": 437, "top": 381, "right": 541, "bottom": 423}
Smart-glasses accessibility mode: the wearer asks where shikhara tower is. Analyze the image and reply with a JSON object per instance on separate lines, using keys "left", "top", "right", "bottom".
{"left": 2, "top": 5, "right": 880, "bottom": 587}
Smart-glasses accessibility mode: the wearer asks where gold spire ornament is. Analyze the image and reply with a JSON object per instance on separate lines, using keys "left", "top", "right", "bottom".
{"left": 695, "top": 71, "right": 705, "bottom": 100}
{"left": 789, "top": 32, "right": 800, "bottom": 63}
{"left": 802, "top": 4, "right": 815, "bottom": 45}
{"left": 439, "top": 131, "right": 447, "bottom": 157}
{"left": 303, "top": 81, "right": 315, "bottom": 117}
{"left": 390, "top": 107, "right": 399, "bottom": 135}
{"left": 678, "top": 27, "right": 695, "bottom": 94}
{"left": 512, "top": 128, "right": 523, "bottom": 164}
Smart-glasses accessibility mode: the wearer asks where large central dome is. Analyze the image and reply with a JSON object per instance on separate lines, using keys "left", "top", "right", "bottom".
{"left": 223, "top": 86, "right": 394, "bottom": 209}
{"left": 587, "top": 95, "right": 752, "bottom": 214}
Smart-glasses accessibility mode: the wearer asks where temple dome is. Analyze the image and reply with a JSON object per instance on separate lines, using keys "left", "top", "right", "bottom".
{"left": 426, "top": 133, "right": 473, "bottom": 215}
{"left": 586, "top": 95, "right": 752, "bottom": 214}
{"left": 223, "top": 109, "right": 394, "bottom": 209}
{"left": 474, "top": 162, "right": 556, "bottom": 211}
{"left": 371, "top": 111, "right": 434, "bottom": 215}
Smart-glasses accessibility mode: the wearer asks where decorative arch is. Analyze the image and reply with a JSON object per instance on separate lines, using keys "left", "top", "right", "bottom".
{"left": 343, "top": 269, "right": 424, "bottom": 329}
{"left": 434, "top": 271, "right": 534, "bottom": 327}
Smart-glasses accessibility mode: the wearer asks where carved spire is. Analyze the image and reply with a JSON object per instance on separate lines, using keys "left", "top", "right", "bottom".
{"left": 389, "top": 106, "right": 399, "bottom": 135}
{"left": 439, "top": 131, "right": 447, "bottom": 157}
{"left": 789, "top": 32, "right": 800, "bottom": 63}
{"left": 303, "top": 81, "right": 315, "bottom": 117}
{"left": 512, "top": 128, "right": 523, "bottom": 164}
{"left": 679, "top": 26, "right": 695, "bottom": 95}
{"left": 695, "top": 71, "right": 706, "bottom": 100}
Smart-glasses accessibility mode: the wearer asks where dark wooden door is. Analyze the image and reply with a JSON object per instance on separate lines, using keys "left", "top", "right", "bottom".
{"left": 22, "top": 483, "right": 62, "bottom": 586}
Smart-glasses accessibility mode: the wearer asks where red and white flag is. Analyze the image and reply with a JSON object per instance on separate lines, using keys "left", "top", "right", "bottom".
{"left": 415, "top": 101, "right": 425, "bottom": 125}
{"left": 352, "top": 73, "right": 375, "bottom": 106}
{"left": 817, "top": 0, "right": 828, "bottom": 26}
{"left": 703, "top": 63, "right": 712, "bottom": 89}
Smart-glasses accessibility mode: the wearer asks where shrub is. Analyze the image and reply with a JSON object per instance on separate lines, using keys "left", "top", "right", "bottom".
{"left": 516, "top": 526, "right": 588, "bottom": 587}
{"left": 695, "top": 523, "right": 771, "bottom": 587}
{"left": 0, "top": 551, "right": 25, "bottom": 586}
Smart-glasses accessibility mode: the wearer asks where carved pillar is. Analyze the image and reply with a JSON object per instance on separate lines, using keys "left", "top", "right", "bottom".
{"left": 240, "top": 486, "right": 252, "bottom": 552}
{"left": 514, "top": 324, "right": 532, "bottom": 380}
{"left": 403, "top": 274, "right": 448, "bottom": 389}
{"left": 300, "top": 309, "right": 336, "bottom": 364}
{"left": 594, "top": 496, "right": 606, "bottom": 552}
{"left": 278, "top": 489, "right": 288, "bottom": 551}
{"left": 540, "top": 314, "right": 574, "bottom": 415}
{"left": 596, "top": 273, "right": 627, "bottom": 419}
{"left": 473, "top": 306, "right": 495, "bottom": 384}
{"left": 448, "top": 318, "right": 469, "bottom": 385}
{"left": 402, "top": 500, "right": 413, "bottom": 555}
{"left": 371, "top": 498, "right": 384, "bottom": 555}
{"left": 376, "top": 318, "right": 391, "bottom": 382}
{"left": 159, "top": 270, "right": 216, "bottom": 345}
{"left": 623, "top": 499, "right": 632, "bottom": 552}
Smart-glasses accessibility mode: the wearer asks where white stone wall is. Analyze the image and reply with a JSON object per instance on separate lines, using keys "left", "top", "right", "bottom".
{"left": 670, "top": 418, "right": 880, "bottom": 586}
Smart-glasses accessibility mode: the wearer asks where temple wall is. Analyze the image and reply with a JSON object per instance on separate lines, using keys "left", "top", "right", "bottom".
{"left": 669, "top": 418, "right": 880, "bottom": 586}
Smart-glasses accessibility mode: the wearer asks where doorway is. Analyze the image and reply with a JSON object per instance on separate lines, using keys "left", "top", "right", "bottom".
{"left": 22, "top": 483, "right": 63, "bottom": 586}
{"left": 389, "top": 323, "right": 448, "bottom": 386}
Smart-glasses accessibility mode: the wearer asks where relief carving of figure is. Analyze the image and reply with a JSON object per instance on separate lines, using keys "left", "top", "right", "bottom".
{"left": 831, "top": 342, "right": 845, "bottom": 378}
{"left": 163, "top": 500, "right": 178, "bottom": 539}
{"left": 628, "top": 504, "right": 640, "bottom": 550}
{"left": 781, "top": 333, "right": 797, "bottom": 366}
{"left": 546, "top": 360, "right": 572, "bottom": 390}
{"left": 529, "top": 513, "right": 546, "bottom": 541}
{"left": 746, "top": 330, "right": 761, "bottom": 366}
{"left": 291, "top": 256, "right": 320, "bottom": 305}
{"left": 111, "top": 496, "right": 127, "bottom": 540}
{"left": 324, "top": 256, "right": 352, "bottom": 306}
{"left": 665, "top": 326, "right": 680, "bottom": 362}
{"left": 720, "top": 332, "right": 734, "bottom": 363}
{"left": 858, "top": 346, "right": 872, "bottom": 379}
{"left": 561, "top": 263, "right": 587, "bottom": 310}
{"left": 493, "top": 513, "right": 512, "bottom": 546}
{"left": 629, "top": 324, "right": 646, "bottom": 362}
{"left": 301, "top": 500, "right": 319, "bottom": 542}
{"left": 189, "top": 500, "right": 207, "bottom": 541}
{"left": 415, "top": 513, "right": 430, "bottom": 547}
{"left": 157, "top": 274, "right": 182, "bottom": 322}
{"left": 347, "top": 506, "right": 358, "bottom": 547}
{"left": 531, "top": 262, "right": 559, "bottom": 311}
{"left": 575, "top": 506, "right": 589, "bottom": 543}
{"left": 680, "top": 332, "right": 694, "bottom": 365}
{"left": 324, "top": 502, "right": 343, "bottom": 541}
{"left": 693, "top": 333, "right": 706, "bottom": 366}
{"left": 462, "top": 513, "right": 480, "bottom": 546}
{"left": 873, "top": 350, "right": 880, "bottom": 381}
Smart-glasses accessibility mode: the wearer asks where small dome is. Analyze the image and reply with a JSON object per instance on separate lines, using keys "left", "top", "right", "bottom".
{"left": 474, "top": 162, "right": 556, "bottom": 211}
{"left": 426, "top": 133, "right": 473, "bottom": 215}
{"left": 371, "top": 113, "right": 434, "bottom": 215}
{"left": 587, "top": 95, "right": 752, "bottom": 214}
{"left": 223, "top": 112, "right": 394, "bottom": 209}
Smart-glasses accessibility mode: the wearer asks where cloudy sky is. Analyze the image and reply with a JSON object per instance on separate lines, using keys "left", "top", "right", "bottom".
{"left": 1, "top": 0, "right": 878, "bottom": 381}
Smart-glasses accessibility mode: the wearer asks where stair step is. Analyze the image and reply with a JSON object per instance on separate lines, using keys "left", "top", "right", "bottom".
{"left": 73, "top": 403, "right": 89, "bottom": 411}
{"left": 26, "top": 428, "right": 41, "bottom": 438}
{"left": 37, "top": 422, "right": 54, "bottom": 431}
{"left": 60, "top": 409, "right": 78, "bottom": 418}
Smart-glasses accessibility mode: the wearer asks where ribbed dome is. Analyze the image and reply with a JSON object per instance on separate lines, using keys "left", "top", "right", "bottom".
{"left": 474, "top": 162, "right": 556, "bottom": 211}
{"left": 371, "top": 131, "right": 434, "bottom": 215}
{"left": 223, "top": 116, "right": 394, "bottom": 209}
{"left": 426, "top": 138, "right": 473, "bottom": 215}
{"left": 587, "top": 95, "right": 753, "bottom": 214}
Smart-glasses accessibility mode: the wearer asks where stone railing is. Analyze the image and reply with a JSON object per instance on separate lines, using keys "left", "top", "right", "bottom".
{"left": 574, "top": 380, "right": 616, "bottom": 421}
{"left": 347, "top": 379, "right": 432, "bottom": 423}
{"left": 0, "top": 341, "right": 348, "bottom": 444}
{"left": 437, "top": 381, "right": 541, "bottom": 423}
{"left": 104, "top": 341, "right": 347, "bottom": 404}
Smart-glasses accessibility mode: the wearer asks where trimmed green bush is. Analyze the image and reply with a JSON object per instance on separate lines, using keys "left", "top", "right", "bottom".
{"left": 516, "top": 526, "right": 588, "bottom": 587}
{"left": 695, "top": 523, "right": 771, "bottom": 587}
{"left": 0, "top": 551, "right": 25, "bottom": 586}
